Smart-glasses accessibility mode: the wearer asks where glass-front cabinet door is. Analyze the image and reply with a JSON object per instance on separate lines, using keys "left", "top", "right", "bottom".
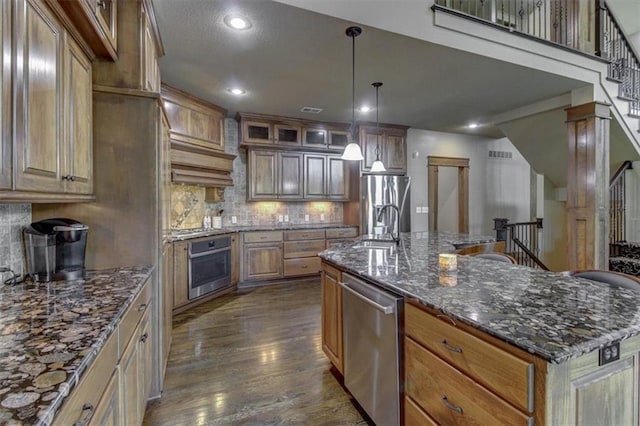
{"left": 328, "top": 130, "right": 349, "bottom": 151}
{"left": 95, "top": 0, "right": 117, "bottom": 53}
{"left": 303, "top": 128, "right": 327, "bottom": 148}
{"left": 243, "top": 120, "right": 273, "bottom": 144}
{"left": 274, "top": 124, "right": 301, "bottom": 146}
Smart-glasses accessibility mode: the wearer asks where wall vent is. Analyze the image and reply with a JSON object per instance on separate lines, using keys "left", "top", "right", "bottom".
{"left": 300, "top": 106, "right": 323, "bottom": 114}
{"left": 489, "top": 150, "right": 513, "bottom": 159}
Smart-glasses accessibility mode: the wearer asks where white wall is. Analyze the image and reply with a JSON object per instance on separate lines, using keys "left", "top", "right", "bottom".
{"left": 407, "top": 129, "right": 532, "bottom": 236}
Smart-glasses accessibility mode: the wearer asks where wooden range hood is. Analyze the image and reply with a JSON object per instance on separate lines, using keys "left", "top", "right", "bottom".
{"left": 170, "top": 139, "right": 235, "bottom": 187}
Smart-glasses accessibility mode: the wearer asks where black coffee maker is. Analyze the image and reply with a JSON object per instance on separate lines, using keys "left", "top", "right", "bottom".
{"left": 24, "top": 218, "right": 89, "bottom": 281}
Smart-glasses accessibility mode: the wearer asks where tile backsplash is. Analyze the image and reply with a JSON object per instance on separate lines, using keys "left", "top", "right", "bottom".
{"left": 170, "top": 118, "right": 343, "bottom": 229}
{"left": 0, "top": 203, "right": 31, "bottom": 279}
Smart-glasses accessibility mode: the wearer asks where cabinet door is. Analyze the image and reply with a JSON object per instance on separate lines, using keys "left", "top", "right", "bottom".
{"left": 384, "top": 130, "right": 406, "bottom": 174}
{"left": 302, "top": 128, "right": 327, "bottom": 148}
{"left": 142, "top": 7, "right": 159, "bottom": 92}
{"left": 172, "top": 241, "right": 189, "bottom": 309}
{"left": 230, "top": 234, "right": 239, "bottom": 285}
{"left": 95, "top": 0, "right": 117, "bottom": 55}
{"left": 278, "top": 152, "right": 303, "bottom": 199}
{"left": 243, "top": 120, "right": 272, "bottom": 144}
{"left": 274, "top": 123, "right": 301, "bottom": 146}
{"left": 64, "top": 36, "right": 93, "bottom": 194}
{"left": 321, "top": 263, "right": 343, "bottom": 374}
{"left": 249, "top": 150, "right": 277, "bottom": 200}
{"left": 243, "top": 243, "right": 283, "bottom": 281}
{"left": 14, "top": 0, "right": 65, "bottom": 192}
{"left": 359, "top": 126, "right": 381, "bottom": 172}
{"left": 119, "top": 328, "right": 141, "bottom": 425}
{"left": 89, "top": 370, "right": 120, "bottom": 426}
{"left": 304, "top": 154, "right": 326, "bottom": 199}
{"left": 326, "top": 155, "right": 348, "bottom": 200}
{"left": 0, "top": 0, "right": 10, "bottom": 189}
{"left": 138, "top": 309, "right": 152, "bottom": 418}
{"left": 161, "top": 243, "right": 173, "bottom": 374}
{"left": 327, "top": 129, "right": 349, "bottom": 151}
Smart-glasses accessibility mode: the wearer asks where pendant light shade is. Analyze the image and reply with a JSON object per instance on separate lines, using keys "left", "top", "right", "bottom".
{"left": 341, "top": 26, "right": 364, "bottom": 161}
{"left": 370, "top": 81, "right": 386, "bottom": 172}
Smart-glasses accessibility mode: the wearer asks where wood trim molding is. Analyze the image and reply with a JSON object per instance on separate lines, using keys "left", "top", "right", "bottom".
{"left": 427, "top": 156, "right": 469, "bottom": 233}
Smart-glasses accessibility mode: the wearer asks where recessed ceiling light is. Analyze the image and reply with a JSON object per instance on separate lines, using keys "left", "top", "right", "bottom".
{"left": 359, "top": 106, "right": 372, "bottom": 113}
{"left": 228, "top": 88, "right": 246, "bottom": 95}
{"left": 467, "top": 122, "right": 479, "bottom": 129}
{"left": 224, "top": 14, "right": 252, "bottom": 30}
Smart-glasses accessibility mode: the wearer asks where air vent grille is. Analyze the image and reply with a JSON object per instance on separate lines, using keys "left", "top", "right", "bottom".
{"left": 489, "top": 150, "right": 513, "bottom": 159}
{"left": 300, "top": 106, "right": 323, "bottom": 114}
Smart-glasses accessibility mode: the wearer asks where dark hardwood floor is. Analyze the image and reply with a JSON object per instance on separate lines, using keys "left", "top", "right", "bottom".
{"left": 143, "top": 279, "right": 368, "bottom": 425}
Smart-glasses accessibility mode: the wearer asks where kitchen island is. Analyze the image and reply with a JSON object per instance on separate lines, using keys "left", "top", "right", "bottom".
{"left": 0, "top": 266, "right": 153, "bottom": 425}
{"left": 320, "top": 232, "right": 640, "bottom": 425}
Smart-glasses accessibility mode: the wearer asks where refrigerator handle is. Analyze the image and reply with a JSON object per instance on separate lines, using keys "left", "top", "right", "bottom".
{"left": 399, "top": 177, "right": 411, "bottom": 219}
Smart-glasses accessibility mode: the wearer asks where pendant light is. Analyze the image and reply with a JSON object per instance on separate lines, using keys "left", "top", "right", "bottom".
{"left": 370, "top": 82, "right": 386, "bottom": 172}
{"left": 341, "top": 26, "right": 364, "bottom": 161}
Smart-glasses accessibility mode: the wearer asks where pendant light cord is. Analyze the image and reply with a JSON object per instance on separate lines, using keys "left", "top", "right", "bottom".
{"left": 375, "top": 84, "right": 380, "bottom": 159}
{"left": 351, "top": 32, "right": 356, "bottom": 143}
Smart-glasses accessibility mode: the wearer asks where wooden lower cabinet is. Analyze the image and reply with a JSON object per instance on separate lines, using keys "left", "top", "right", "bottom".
{"left": 404, "top": 396, "right": 437, "bottom": 426}
{"left": 243, "top": 242, "right": 283, "bottom": 281}
{"left": 320, "top": 262, "right": 343, "bottom": 374}
{"left": 161, "top": 242, "right": 173, "bottom": 376}
{"left": 231, "top": 234, "right": 239, "bottom": 285}
{"left": 90, "top": 369, "right": 120, "bottom": 426}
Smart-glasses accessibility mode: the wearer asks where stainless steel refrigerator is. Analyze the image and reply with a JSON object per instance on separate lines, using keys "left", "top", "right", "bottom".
{"left": 361, "top": 174, "right": 411, "bottom": 235}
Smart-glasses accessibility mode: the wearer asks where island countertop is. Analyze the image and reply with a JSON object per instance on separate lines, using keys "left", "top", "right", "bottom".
{"left": 319, "top": 232, "right": 640, "bottom": 364}
{"left": 0, "top": 266, "right": 153, "bottom": 425}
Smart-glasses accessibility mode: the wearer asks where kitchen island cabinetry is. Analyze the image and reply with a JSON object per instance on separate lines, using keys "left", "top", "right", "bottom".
{"left": 320, "top": 262, "right": 343, "bottom": 374}
{"left": 14, "top": 0, "right": 94, "bottom": 197}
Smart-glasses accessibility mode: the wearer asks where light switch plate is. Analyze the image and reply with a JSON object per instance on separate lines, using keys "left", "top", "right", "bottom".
{"left": 231, "top": 216, "right": 237, "bottom": 224}
{"left": 415, "top": 206, "right": 420, "bottom": 214}
{"left": 284, "top": 215, "right": 289, "bottom": 222}
{"left": 305, "top": 214, "right": 309, "bottom": 222}
{"left": 320, "top": 213, "right": 325, "bottom": 221}
{"left": 278, "top": 215, "right": 284, "bottom": 222}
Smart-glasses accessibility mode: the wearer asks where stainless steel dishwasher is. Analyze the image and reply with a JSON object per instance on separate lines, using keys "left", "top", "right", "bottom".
{"left": 339, "top": 272, "right": 403, "bottom": 426}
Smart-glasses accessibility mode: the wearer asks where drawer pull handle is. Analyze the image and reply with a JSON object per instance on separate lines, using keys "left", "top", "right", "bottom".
{"left": 140, "top": 332, "right": 149, "bottom": 343}
{"left": 441, "top": 339, "right": 463, "bottom": 353}
{"left": 441, "top": 395, "right": 463, "bottom": 414}
{"left": 73, "top": 403, "right": 94, "bottom": 426}
{"left": 137, "top": 303, "right": 147, "bottom": 311}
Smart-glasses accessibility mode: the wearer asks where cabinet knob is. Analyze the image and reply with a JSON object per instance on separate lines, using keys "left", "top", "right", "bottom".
{"left": 140, "top": 332, "right": 149, "bottom": 343}
{"left": 97, "top": 0, "right": 106, "bottom": 9}
{"left": 62, "top": 174, "right": 76, "bottom": 181}
{"left": 73, "top": 403, "right": 94, "bottom": 426}
{"left": 137, "top": 303, "right": 147, "bottom": 312}
{"left": 441, "top": 395, "right": 463, "bottom": 414}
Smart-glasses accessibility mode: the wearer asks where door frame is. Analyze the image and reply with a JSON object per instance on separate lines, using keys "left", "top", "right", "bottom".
{"left": 427, "top": 156, "right": 469, "bottom": 233}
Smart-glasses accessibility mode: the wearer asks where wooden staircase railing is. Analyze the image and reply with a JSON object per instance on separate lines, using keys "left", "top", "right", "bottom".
{"left": 610, "top": 160, "right": 633, "bottom": 252}
{"left": 494, "top": 218, "right": 548, "bottom": 269}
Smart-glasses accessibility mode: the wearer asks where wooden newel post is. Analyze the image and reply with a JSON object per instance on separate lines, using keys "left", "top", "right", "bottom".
{"left": 565, "top": 101, "right": 610, "bottom": 270}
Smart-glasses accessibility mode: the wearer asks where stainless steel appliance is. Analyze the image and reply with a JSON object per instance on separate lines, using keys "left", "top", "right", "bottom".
{"left": 188, "top": 235, "right": 231, "bottom": 300}
{"left": 340, "top": 272, "right": 403, "bottom": 426}
{"left": 361, "top": 175, "right": 411, "bottom": 235}
{"left": 24, "top": 218, "right": 89, "bottom": 281}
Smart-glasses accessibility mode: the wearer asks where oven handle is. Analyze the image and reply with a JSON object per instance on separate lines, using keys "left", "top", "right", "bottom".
{"left": 188, "top": 246, "right": 230, "bottom": 259}
{"left": 337, "top": 281, "right": 395, "bottom": 315}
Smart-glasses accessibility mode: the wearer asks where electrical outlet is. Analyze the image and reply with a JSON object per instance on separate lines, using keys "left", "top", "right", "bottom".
{"left": 599, "top": 342, "right": 620, "bottom": 365}
{"left": 278, "top": 215, "right": 284, "bottom": 222}
{"left": 305, "top": 214, "right": 309, "bottom": 222}
{"left": 320, "top": 213, "right": 325, "bottom": 221}
{"left": 284, "top": 215, "right": 289, "bottom": 222}
{"left": 231, "top": 216, "right": 237, "bottom": 224}
{"left": 415, "top": 206, "right": 420, "bottom": 214}
{"left": 425, "top": 207, "right": 429, "bottom": 214}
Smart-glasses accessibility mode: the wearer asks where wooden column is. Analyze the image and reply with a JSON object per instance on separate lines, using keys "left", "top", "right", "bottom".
{"left": 565, "top": 102, "right": 610, "bottom": 270}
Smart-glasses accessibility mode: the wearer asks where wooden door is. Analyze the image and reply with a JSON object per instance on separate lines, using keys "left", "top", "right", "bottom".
{"left": 304, "top": 154, "right": 326, "bottom": 199}
{"left": 326, "top": 155, "right": 348, "bottom": 200}
{"left": 0, "top": 0, "right": 10, "bottom": 189}
{"left": 243, "top": 243, "right": 283, "bottom": 281}
{"left": 321, "top": 263, "right": 343, "bottom": 374}
{"left": 427, "top": 156, "right": 469, "bottom": 233}
{"left": 249, "top": 150, "right": 277, "bottom": 200}
{"left": 278, "top": 152, "right": 303, "bottom": 199}
{"left": 64, "top": 36, "right": 92, "bottom": 194}
{"left": 14, "top": 0, "right": 65, "bottom": 192}
{"left": 384, "top": 130, "right": 406, "bottom": 174}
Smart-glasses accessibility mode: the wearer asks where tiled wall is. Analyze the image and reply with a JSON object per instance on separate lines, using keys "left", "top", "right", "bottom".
{"left": 0, "top": 203, "right": 31, "bottom": 278}
{"left": 171, "top": 118, "right": 343, "bottom": 229}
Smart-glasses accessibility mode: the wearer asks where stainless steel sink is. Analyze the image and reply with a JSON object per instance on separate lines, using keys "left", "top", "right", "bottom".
{"left": 352, "top": 240, "right": 398, "bottom": 250}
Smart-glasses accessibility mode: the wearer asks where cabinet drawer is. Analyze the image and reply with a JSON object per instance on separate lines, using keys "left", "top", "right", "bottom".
{"left": 405, "top": 303, "right": 534, "bottom": 412}
{"left": 283, "top": 240, "right": 326, "bottom": 258}
{"left": 284, "top": 229, "right": 325, "bottom": 241}
{"left": 53, "top": 330, "right": 118, "bottom": 426}
{"left": 405, "top": 396, "right": 438, "bottom": 426}
{"left": 243, "top": 231, "right": 283, "bottom": 243}
{"left": 325, "top": 238, "right": 356, "bottom": 249}
{"left": 119, "top": 279, "right": 152, "bottom": 357}
{"left": 284, "top": 257, "right": 321, "bottom": 277}
{"left": 325, "top": 227, "right": 357, "bottom": 239}
{"left": 405, "top": 338, "right": 532, "bottom": 425}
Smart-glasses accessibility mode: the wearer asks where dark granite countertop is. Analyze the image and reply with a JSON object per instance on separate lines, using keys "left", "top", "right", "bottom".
{"left": 319, "top": 232, "right": 640, "bottom": 364}
{"left": 165, "top": 222, "right": 355, "bottom": 241}
{"left": 0, "top": 266, "right": 153, "bottom": 425}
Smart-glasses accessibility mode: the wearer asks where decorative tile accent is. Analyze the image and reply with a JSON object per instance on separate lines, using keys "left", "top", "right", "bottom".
{"left": 170, "top": 185, "right": 206, "bottom": 229}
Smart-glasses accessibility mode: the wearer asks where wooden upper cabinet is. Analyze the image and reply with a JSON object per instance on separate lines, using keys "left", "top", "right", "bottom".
{"left": 248, "top": 150, "right": 278, "bottom": 200}
{"left": 243, "top": 120, "right": 272, "bottom": 144}
{"left": 359, "top": 124, "right": 408, "bottom": 174}
{"left": 304, "top": 154, "right": 326, "bottom": 199}
{"left": 162, "top": 84, "right": 226, "bottom": 151}
{"left": 327, "top": 155, "right": 348, "bottom": 200}
{"left": 14, "top": 0, "right": 94, "bottom": 195}
{"left": 142, "top": 4, "right": 160, "bottom": 92}
{"left": 279, "top": 152, "right": 303, "bottom": 199}
{"left": 274, "top": 123, "right": 301, "bottom": 146}
{"left": 328, "top": 129, "right": 349, "bottom": 151}
{"left": 0, "top": 0, "right": 11, "bottom": 190}
{"left": 303, "top": 127, "right": 328, "bottom": 148}
{"left": 55, "top": 0, "right": 118, "bottom": 60}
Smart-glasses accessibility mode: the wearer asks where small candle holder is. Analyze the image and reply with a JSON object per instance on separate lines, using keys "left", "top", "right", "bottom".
{"left": 438, "top": 253, "right": 458, "bottom": 272}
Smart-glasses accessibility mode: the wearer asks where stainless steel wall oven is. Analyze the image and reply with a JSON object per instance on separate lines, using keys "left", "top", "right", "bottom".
{"left": 188, "top": 235, "right": 231, "bottom": 300}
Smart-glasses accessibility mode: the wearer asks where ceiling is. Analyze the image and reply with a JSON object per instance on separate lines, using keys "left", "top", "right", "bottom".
{"left": 152, "top": 0, "right": 589, "bottom": 137}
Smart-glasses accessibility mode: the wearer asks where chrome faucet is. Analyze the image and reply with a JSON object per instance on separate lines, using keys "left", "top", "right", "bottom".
{"left": 376, "top": 204, "right": 400, "bottom": 244}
